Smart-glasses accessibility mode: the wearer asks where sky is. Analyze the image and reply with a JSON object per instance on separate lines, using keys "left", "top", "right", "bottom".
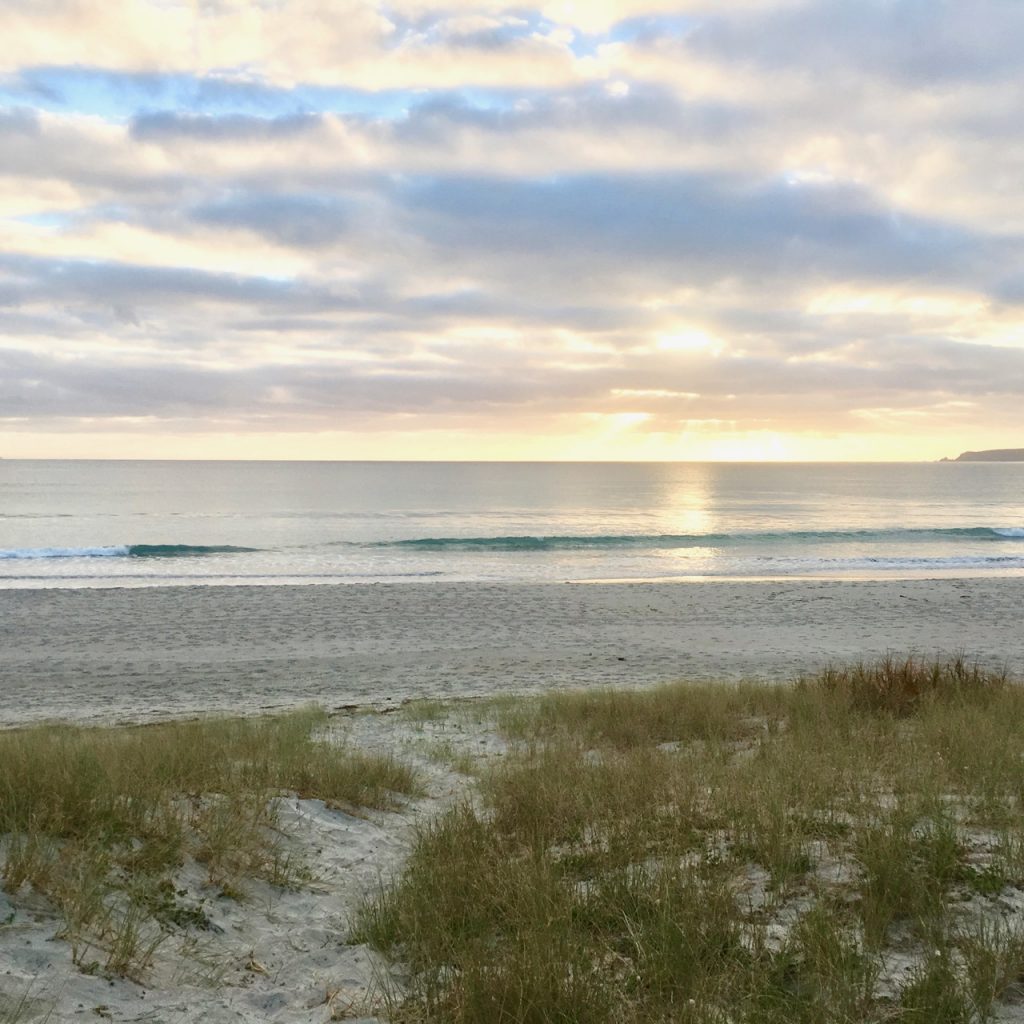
{"left": 1, "top": 1, "right": 1023, "bottom": 461}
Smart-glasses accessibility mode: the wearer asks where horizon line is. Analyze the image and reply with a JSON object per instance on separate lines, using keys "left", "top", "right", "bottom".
{"left": 0, "top": 456, "right": 985, "bottom": 465}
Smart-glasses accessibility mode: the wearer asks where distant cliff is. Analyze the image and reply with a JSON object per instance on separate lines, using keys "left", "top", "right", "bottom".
{"left": 944, "top": 449, "right": 1024, "bottom": 462}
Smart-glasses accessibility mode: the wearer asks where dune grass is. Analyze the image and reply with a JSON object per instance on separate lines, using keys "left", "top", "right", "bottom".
{"left": 0, "top": 708, "right": 419, "bottom": 979}
{"left": 0, "top": 982, "right": 52, "bottom": 1024}
{"left": 358, "top": 656, "right": 1024, "bottom": 1023}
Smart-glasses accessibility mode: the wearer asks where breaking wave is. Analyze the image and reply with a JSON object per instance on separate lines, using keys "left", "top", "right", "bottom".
{"left": 0, "top": 544, "right": 260, "bottom": 560}
{"left": 368, "top": 527, "right": 1024, "bottom": 552}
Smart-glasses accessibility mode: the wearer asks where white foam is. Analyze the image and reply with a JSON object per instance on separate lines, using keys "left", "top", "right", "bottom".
{"left": 993, "top": 527, "right": 1024, "bottom": 538}
{"left": 0, "top": 546, "right": 130, "bottom": 560}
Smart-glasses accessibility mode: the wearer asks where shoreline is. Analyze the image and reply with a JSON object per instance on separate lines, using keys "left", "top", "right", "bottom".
{"left": 3, "top": 564, "right": 1024, "bottom": 591}
{"left": 2, "top": 576, "right": 1022, "bottom": 727}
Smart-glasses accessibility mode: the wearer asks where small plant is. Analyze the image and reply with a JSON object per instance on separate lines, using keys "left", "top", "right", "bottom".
{"left": 101, "top": 901, "right": 167, "bottom": 979}
{"left": 899, "top": 945, "right": 972, "bottom": 1023}
{"left": 401, "top": 699, "right": 449, "bottom": 724}
{"left": 0, "top": 709, "right": 419, "bottom": 979}
{"left": 959, "top": 918, "right": 1024, "bottom": 1020}
{"left": 855, "top": 806, "right": 963, "bottom": 948}
{"left": 807, "top": 654, "right": 1006, "bottom": 717}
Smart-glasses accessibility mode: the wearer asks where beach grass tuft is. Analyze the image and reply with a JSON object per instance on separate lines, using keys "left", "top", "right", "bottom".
{"left": 358, "top": 656, "right": 1024, "bottom": 1023}
{"left": 804, "top": 653, "right": 1007, "bottom": 717}
{"left": 0, "top": 708, "right": 419, "bottom": 980}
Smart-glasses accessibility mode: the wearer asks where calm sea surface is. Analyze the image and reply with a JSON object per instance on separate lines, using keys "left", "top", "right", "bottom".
{"left": 1, "top": 460, "right": 1022, "bottom": 588}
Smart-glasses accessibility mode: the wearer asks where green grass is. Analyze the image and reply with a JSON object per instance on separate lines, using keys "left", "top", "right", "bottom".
{"left": 401, "top": 699, "right": 451, "bottom": 725}
{"left": 357, "top": 657, "right": 1024, "bottom": 1023}
{"left": 0, "top": 708, "right": 419, "bottom": 980}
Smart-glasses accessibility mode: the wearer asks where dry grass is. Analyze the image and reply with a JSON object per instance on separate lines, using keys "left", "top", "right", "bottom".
{"left": 803, "top": 653, "right": 1008, "bottom": 717}
{"left": 0, "top": 981, "right": 52, "bottom": 1024}
{"left": 358, "top": 657, "right": 1024, "bottom": 1023}
{"left": 0, "top": 708, "right": 419, "bottom": 980}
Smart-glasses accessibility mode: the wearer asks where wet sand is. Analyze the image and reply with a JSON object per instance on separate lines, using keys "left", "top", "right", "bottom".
{"left": 1, "top": 576, "right": 1022, "bottom": 725}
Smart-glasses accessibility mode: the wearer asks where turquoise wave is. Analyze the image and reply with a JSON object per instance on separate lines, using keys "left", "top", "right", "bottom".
{"left": 370, "top": 527, "right": 1024, "bottom": 552}
{"left": 0, "top": 544, "right": 260, "bottom": 560}
{"left": 128, "top": 544, "right": 261, "bottom": 557}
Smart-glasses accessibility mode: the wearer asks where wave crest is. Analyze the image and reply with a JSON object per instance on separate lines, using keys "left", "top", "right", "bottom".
{"left": 0, "top": 544, "right": 259, "bottom": 560}
{"left": 372, "top": 526, "right": 1024, "bottom": 552}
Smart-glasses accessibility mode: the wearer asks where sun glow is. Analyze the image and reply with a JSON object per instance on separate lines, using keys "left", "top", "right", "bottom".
{"left": 655, "top": 329, "right": 721, "bottom": 353}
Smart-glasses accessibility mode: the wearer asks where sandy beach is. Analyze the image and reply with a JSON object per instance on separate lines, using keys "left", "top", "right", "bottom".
{"left": 1, "top": 576, "right": 1022, "bottom": 726}
{"left": 3, "top": 578, "right": 1024, "bottom": 1021}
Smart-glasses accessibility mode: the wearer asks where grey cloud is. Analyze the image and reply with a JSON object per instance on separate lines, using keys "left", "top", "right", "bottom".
{"left": 2, "top": 248, "right": 625, "bottom": 345}
{"left": 191, "top": 192, "right": 354, "bottom": 247}
{"left": 400, "top": 171, "right": 997, "bottom": 291}
{"left": 131, "top": 111, "right": 322, "bottom": 142}
{"left": 0, "top": 282, "right": 27, "bottom": 306}
{"left": 393, "top": 84, "right": 752, "bottom": 147}
{"left": 0, "top": 114, "right": 187, "bottom": 198}
{"left": 0, "top": 348, "right": 243, "bottom": 418}
{"left": 0, "top": 254, "right": 358, "bottom": 315}
{"left": 112, "top": 303, "right": 141, "bottom": 325}
{"left": 0, "top": 106, "right": 39, "bottom": 134}
{"left": 0, "top": 347, "right": 554, "bottom": 421}
{"left": 0, "top": 309, "right": 90, "bottom": 336}
{"left": 988, "top": 276, "right": 1024, "bottom": 306}
{"left": 226, "top": 316, "right": 351, "bottom": 333}
{"left": 445, "top": 23, "right": 534, "bottom": 52}
{"left": 689, "top": 1, "right": 1024, "bottom": 86}
{"left": 396, "top": 291, "right": 654, "bottom": 333}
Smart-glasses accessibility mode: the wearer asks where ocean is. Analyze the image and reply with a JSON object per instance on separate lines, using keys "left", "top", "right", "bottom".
{"left": 1, "top": 460, "right": 1022, "bottom": 589}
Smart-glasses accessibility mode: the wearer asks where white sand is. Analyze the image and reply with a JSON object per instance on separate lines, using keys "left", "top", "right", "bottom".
{"left": 1, "top": 577, "right": 1022, "bottom": 725}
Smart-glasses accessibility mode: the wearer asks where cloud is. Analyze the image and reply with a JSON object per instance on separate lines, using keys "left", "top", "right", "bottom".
{"left": 687, "top": 1, "right": 1024, "bottom": 87}
{"left": 131, "top": 111, "right": 322, "bottom": 142}
{"left": 3, "top": 1, "right": 1024, "bottom": 456}
{"left": 397, "top": 171, "right": 997, "bottom": 299}
{"left": 0, "top": 253, "right": 315, "bottom": 307}
{"left": 0, "top": 106, "right": 38, "bottom": 133}
{"left": 6, "top": 317, "right": 1024, "bottom": 434}
{"left": 191, "top": 192, "right": 354, "bottom": 248}
{"left": 0, "top": 2, "right": 581, "bottom": 88}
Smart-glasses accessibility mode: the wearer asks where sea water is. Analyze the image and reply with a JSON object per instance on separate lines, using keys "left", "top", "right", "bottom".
{"left": 1, "top": 460, "right": 1022, "bottom": 588}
